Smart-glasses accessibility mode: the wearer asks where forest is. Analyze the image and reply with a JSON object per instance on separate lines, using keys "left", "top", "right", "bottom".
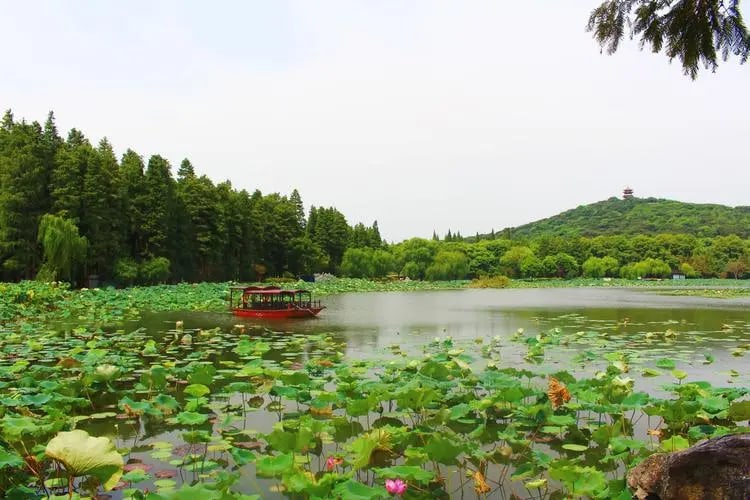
{"left": 1, "top": 111, "right": 749, "bottom": 286}
{"left": 0, "top": 110, "right": 380, "bottom": 285}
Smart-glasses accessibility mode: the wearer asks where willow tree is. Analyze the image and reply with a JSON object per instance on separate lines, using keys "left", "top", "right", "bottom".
{"left": 588, "top": 0, "right": 749, "bottom": 78}
{"left": 37, "top": 213, "right": 88, "bottom": 283}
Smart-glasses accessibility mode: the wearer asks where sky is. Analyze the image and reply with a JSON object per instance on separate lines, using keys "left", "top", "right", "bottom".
{"left": 2, "top": 1, "right": 748, "bottom": 242}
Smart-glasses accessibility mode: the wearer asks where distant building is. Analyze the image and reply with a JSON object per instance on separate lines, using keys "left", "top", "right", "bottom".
{"left": 623, "top": 187, "right": 634, "bottom": 199}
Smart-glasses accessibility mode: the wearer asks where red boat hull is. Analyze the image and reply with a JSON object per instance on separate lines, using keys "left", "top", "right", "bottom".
{"left": 232, "top": 307, "right": 324, "bottom": 319}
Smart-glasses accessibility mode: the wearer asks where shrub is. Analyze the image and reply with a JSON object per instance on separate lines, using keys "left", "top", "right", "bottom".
{"left": 113, "top": 258, "right": 139, "bottom": 286}
{"left": 469, "top": 275, "right": 511, "bottom": 288}
{"left": 139, "top": 257, "right": 171, "bottom": 284}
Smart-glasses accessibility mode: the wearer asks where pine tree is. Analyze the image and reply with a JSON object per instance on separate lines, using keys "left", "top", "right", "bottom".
{"left": 290, "top": 188, "right": 306, "bottom": 232}
{"left": 310, "top": 207, "right": 350, "bottom": 272}
{"left": 1, "top": 110, "right": 13, "bottom": 131}
{"left": 82, "top": 138, "right": 122, "bottom": 278}
{"left": 175, "top": 172, "right": 220, "bottom": 280}
{"left": 0, "top": 118, "right": 52, "bottom": 279}
{"left": 119, "top": 149, "right": 148, "bottom": 259}
{"left": 306, "top": 206, "right": 318, "bottom": 238}
{"left": 371, "top": 220, "right": 382, "bottom": 247}
{"left": 215, "top": 181, "right": 242, "bottom": 280}
{"left": 177, "top": 158, "right": 195, "bottom": 181}
{"left": 40, "top": 112, "right": 62, "bottom": 210}
{"left": 51, "top": 129, "right": 90, "bottom": 221}
{"left": 142, "top": 155, "right": 175, "bottom": 258}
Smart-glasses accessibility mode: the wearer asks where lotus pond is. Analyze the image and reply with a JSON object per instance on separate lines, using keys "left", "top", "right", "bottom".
{"left": 1, "top": 283, "right": 749, "bottom": 499}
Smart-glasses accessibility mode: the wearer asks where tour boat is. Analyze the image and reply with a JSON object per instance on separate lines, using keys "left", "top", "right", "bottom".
{"left": 229, "top": 285, "right": 325, "bottom": 319}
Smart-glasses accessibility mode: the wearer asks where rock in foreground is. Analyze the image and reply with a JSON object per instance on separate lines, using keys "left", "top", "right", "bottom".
{"left": 627, "top": 434, "right": 750, "bottom": 500}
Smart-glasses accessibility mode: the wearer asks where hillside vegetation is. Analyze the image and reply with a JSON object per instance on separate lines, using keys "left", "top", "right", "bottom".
{"left": 504, "top": 197, "right": 750, "bottom": 239}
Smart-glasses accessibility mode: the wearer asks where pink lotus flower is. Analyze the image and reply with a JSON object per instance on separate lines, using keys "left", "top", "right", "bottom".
{"left": 385, "top": 478, "right": 408, "bottom": 496}
{"left": 325, "top": 455, "right": 343, "bottom": 471}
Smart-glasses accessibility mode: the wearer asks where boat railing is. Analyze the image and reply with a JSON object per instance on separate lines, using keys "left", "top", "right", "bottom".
{"left": 293, "top": 299, "right": 322, "bottom": 309}
{"left": 232, "top": 292, "right": 323, "bottom": 311}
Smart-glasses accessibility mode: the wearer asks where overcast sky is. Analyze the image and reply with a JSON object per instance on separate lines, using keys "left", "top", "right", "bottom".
{"left": 2, "top": 1, "right": 748, "bottom": 242}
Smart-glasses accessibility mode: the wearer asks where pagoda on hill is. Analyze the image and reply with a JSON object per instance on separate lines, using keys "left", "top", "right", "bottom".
{"left": 623, "top": 187, "right": 634, "bottom": 199}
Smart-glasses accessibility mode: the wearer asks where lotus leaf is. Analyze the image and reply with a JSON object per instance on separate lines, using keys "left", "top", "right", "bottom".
{"left": 255, "top": 453, "right": 294, "bottom": 477}
{"left": 332, "top": 479, "right": 386, "bottom": 500}
{"left": 184, "top": 384, "right": 210, "bottom": 398}
{"left": 0, "top": 448, "right": 24, "bottom": 468}
{"left": 94, "top": 364, "right": 119, "bottom": 381}
{"left": 424, "top": 434, "right": 464, "bottom": 464}
{"left": 175, "top": 411, "right": 208, "bottom": 426}
{"left": 659, "top": 435, "right": 690, "bottom": 452}
{"left": 561, "top": 443, "right": 588, "bottom": 452}
{"left": 45, "top": 429, "right": 124, "bottom": 490}
{"left": 525, "top": 478, "right": 547, "bottom": 489}
{"left": 727, "top": 400, "right": 750, "bottom": 421}
{"left": 374, "top": 465, "right": 434, "bottom": 483}
{"left": 656, "top": 358, "right": 676, "bottom": 369}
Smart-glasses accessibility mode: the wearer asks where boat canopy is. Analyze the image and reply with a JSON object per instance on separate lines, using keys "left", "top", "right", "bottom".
{"left": 230, "top": 285, "right": 311, "bottom": 295}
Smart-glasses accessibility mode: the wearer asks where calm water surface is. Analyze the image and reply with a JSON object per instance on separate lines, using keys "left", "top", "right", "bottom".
{"left": 97, "top": 288, "right": 750, "bottom": 497}
{"left": 144, "top": 288, "right": 750, "bottom": 381}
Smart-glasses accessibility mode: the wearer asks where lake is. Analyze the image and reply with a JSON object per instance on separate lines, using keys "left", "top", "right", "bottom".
{"left": 140, "top": 287, "right": 750, "bottom": 382}
{"left": 79, "top": 287, "right": 750, "bottom": 497}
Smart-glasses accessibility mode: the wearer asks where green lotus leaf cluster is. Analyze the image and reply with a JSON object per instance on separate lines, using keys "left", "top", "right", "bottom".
{"left": 0, "top": 281, "right": 748, "bottom": 498}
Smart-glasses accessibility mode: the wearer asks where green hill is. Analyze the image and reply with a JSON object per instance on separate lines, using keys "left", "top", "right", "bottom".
{"left": 502, "top": 197, "right": 750, "bottom": 239}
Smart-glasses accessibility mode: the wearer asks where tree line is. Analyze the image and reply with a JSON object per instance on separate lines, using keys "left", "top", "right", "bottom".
{"left": 347, "top": 232, "right": 750, "bottom": 281}
{"left": 3, "top": 111, "right": 749, "bottom": 286}
{"left": 0, "top": 110, "right": 381, "bottom": 284}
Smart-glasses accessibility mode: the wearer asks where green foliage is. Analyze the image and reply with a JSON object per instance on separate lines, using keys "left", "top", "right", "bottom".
{"left": 587, "top": 0, "right": 749, "bottom": 79}
{"left": 1, "top": 110, "right": 382, "bottom": 284}
{"left": 500, "top": 246, "right": 534, "bottom": 277}
{"left": 349, "top": 221, "right": 382, "bottom": 249}
{"left": 679, "top": 261, "right": 699, "bottom": 278}
{"left": 50, "top": 128, "right": 89, "bottom": 221}
{"left": 621, "top": 258, "right": 672, "bottom": 279}
{"left": 542, "top": 252, "right": 580, "bottom": 279}
{"left": 114, "top": 258, "right": 138, "bottom": 286}
{"left": 309, "top": 206, "right": 350, "bottom": 272}
{"left": 424, "top": 250, "right": 469, "bottom": 280}
{"left": 340, "top": 247, "right": 397, "bottom": 278}
{"left": 139, "top": 257, "right": 171, "bottom": 284}
{"left": 143, "top": 155, "right": 175, "bottom": 258}
{"left": 0, "top": 281, "right": 748, "bottom": 497}
{"left": 36, "top": 213, "right": 88, "bottom": 283}
{"left": 505, "top": 197, "right": 750, "bottom": 239}
{"left": 582, "top": 256, "right": 619, "bottom": 278}
{"left": 0, "top": 116, "right": 52, "bottom": 280}
{"left": 520, "top": 254, "right": 544, "bottom": 278}
{"left": 396, "top": 238, "right": 438, "bottom": 279}
{"left": 83, "top": 139, "right": 122, "bottom": 277}
{"left": 341, "top": 247, "right": 376, "bottom": 278}
{"left": 288, "top": 235, "right": 328, "bottom": 276}
{"left": 5, "top": 110, "right": 750, "bottom": 287}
